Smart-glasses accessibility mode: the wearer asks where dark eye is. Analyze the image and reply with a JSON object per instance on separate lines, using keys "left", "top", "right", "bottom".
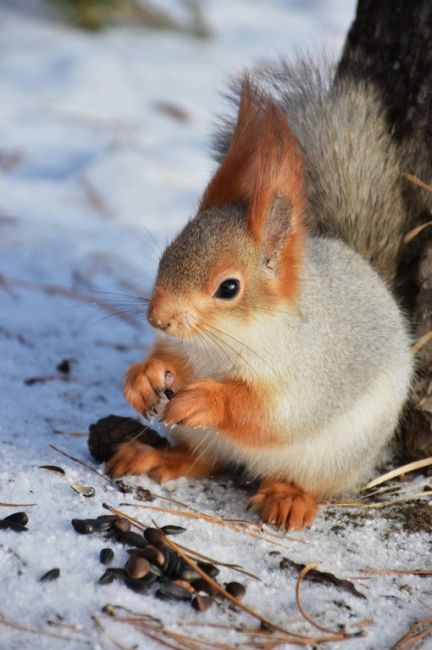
{"left": 214, "top": 278, "right": 240, "bottom": 300}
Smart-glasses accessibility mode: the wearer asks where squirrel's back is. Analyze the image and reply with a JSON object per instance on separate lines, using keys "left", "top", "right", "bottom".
{"left": 214, "top": 60, "right": 426, "bottom": 287}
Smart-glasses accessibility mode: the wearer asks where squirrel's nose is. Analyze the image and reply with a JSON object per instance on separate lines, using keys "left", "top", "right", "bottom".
{"left": 147, "top": 305, "right": 170, "bottom": 331}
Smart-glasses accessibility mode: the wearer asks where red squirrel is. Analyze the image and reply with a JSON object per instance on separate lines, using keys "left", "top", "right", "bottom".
{"left": 106, "top": 66, "right": 416, "bottom": 530}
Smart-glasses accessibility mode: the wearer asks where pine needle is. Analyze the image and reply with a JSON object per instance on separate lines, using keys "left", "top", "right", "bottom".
{"left": 294, "top": 563, "right": 349, "bottom": 636}
{"left": 391, "top": 613, "right": 432, "bottom": 649}
{"left": 362, "top": 458, "right": 432, "bottom": 490}
{"left": 412, "top": 330, "right": 432, "bottom": 356}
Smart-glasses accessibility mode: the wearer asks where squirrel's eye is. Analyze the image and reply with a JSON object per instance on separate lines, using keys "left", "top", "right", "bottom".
{"left": 214, "top": 278, "right": 240, "bottom": 300}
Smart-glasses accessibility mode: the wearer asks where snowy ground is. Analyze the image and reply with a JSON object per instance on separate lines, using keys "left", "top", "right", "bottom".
{"left": 0, "top": 1, "right": 431, "bottom": 649}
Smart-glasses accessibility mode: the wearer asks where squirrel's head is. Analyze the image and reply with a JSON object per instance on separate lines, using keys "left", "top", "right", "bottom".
{"left": 147, "top": 78, "right": 305, "bottom": 340}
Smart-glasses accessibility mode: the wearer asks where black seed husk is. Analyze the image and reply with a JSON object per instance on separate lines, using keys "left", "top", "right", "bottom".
{"left": 179, "top": 566, "right": 201, "bottom": 582}
{"left": 100, "top": 548, "right": 114, "bottom": 565}
{"left": 71, "top": 518, "right": 94, "bottom": 534}
{"left": 125, "top": 577, "right": 151, "bottom": 593}
{"left": 0, "top": 520, "right": 28, "bottom": 532}
{"left": 39, "top": 465, "right": 65, "bottom": 475}
{"left": 156, "top": 582, "right": 193, "bottom": 601}
{"left": 40, "top": 568, "right": 60, "bottom": 582}
{"left": 197, "top": 562, "right": 219, "bottom": 578}
{"left": 98, "top": 571, "right": 115, "bottom": 585}
{"left": 3, "top": 512, "right": 28, "bottom": 526}
{"left": 116, "top": 530, "right": 148, "bottom": 549}
{"left": 161, "top": 525, "right": 186, "bottom": 536}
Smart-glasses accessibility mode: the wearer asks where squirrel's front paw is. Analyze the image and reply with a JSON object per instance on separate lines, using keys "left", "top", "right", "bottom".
{"left": 124, "top": 358, "right": 175, "bottom": 419}
{"left": 162, "top": 380, "right": 225, "bottom": 429}
{"left": 106, "top": 441, "right": 163, "bottom": 477}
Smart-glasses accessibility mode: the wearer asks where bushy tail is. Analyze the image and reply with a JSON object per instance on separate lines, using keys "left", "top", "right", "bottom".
{"left": 213, "top": 59, "right": 430, "bottom": 287}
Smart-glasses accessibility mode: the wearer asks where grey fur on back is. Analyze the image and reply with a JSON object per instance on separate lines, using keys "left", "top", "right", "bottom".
{"left": 213, "top": 59, "right": 426, "bottom": 287}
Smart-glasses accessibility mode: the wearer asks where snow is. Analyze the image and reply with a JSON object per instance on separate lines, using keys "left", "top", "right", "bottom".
{"left": 0, "top": 1, "right": 430, "bottom": 649}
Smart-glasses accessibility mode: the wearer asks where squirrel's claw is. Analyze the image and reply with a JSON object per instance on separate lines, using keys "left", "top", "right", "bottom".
{"left": 249, "top": 480, "right": 317, "bottom": 531}
{"left": 161, "top": 380, "right": 225, "bottom": 430}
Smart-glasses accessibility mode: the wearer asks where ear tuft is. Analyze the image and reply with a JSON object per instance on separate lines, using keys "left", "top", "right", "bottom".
{"left": 200, "top": 76, "right": 306, "bottom": 301}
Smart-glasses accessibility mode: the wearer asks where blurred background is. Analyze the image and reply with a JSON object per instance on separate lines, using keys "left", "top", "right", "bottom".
{"left": 0, "top": 0, "right": 355, "bottom": 433}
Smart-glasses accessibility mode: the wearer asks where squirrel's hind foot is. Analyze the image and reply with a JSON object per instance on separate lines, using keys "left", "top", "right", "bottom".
{"left": 249, "top": 479, "right": 317, "bottom": 531}
{"left": 106, "top": 441, "right": 215, "bottom": 483}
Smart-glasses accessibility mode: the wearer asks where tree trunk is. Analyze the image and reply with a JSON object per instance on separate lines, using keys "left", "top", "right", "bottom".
{"left": 337, "top": 0, "right": 432, "bottom": 461}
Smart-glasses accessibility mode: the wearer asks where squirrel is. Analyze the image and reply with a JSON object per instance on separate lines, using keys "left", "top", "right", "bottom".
{"left": 106, "top": 60, "right": 418, "bottom": 531}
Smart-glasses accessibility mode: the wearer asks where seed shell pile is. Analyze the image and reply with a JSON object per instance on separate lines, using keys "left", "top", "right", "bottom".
{"left": 71, "top": 512, "right": 246, "bottom": 612}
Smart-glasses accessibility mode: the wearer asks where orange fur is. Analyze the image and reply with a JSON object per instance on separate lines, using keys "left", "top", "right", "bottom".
{"left": 162, "top": 378, "right": 281, "bottom": 447}
{"left": 249, "top": 479, "right": 317, "bottom": 530}
{"left": 200, "top": 78, "right": 305, "bottom": 301}
{"left": 124, "top": 343, "right": 194, "bottom": 414}
{"left": 106, "top": 441, "right": 216, "bottom": 482}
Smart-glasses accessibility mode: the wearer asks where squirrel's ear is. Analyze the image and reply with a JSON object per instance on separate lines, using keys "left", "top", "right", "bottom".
{"left": 248, "top": 100, "right": 305, "bottom": 300}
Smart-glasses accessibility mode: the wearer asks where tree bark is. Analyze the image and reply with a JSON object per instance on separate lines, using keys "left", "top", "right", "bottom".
{"left": 337, "top": 0, "right": 432, "bottom": 461}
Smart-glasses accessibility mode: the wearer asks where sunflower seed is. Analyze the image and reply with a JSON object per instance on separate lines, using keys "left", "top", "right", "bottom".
{"left": 100, "top": 548, "right": 114, "bottom": 565}
{"left": 3, "top": 512, "right": 28, "bottom": 526}
{"left": 39, "top": 465, "right": 65, "bottom": 475}
{"left": 125, "top": 556, "right": 150, "bottom": 580}
{"left": 116, "top": 531, "right": 148, "bottom": 549}
{"left": 71, "top": 518, "right": 94, "bottom": 534}
{"left": 161, "top": 525, "right": 186, "bottom": 536}
{"left": 40, "top": 568, "right": 60, "bottom": 582}
{"left": 197, "top": 562, "right": 219, "bottom": 578}
{"left": 156, "top": 582, "right": 193, "bottom": 601}
{"left": 71, "top": 483, "right": 95, "bottom": 498}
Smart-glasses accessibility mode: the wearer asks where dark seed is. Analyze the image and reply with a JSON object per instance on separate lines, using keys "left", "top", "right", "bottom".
{"left": 191, "top": 578, "right": 215, "bottom": 596}
{"left": 116, "top": 531, "right": 148, "bottom": 549}
{"left": 125, "top": 556, "right": 150, "bottom": 580}
{"left": 39, "top": 465, "right": 65, "bottom": 475}
{"left": 0, "top": 520, "right": 28, "bottom": 532}
{"left": 197, "top": 562, "right": 219, "bottom": 578}
{"left": 165, "top": 552, "right": 183, "bottom": 578}
{"left": 179, "top": 566, "right": 201, "bottom": 582}
{"left": 141, "top": 545, "right": 166, "bottom": 568}
{"left": 3, "top": 512, "right": 28, "bottom": 526}
{"left": 192, "top": 594, "right": 213, "bottom": 611}
{"left": 57, "top": 359, "right": 71, "bottom": 374}
{"left": 172, "top": 579, "right": 195, "bottom": 593}
{"left": 156, "top": 582, "right": 193, "bottom": 601}
{"left": 144, "top": 527, "right": 163, "bottom": 546}
{"left": 98, "top": 570, "right": 115, "bottom": 585}
{"left": 71, "top": 518, "right": 94, "bottom": 535}
{"left": 113, "top": 517, "right": 131, "bottom": 532}
{"left": 92, "top": 519, "right": 115, "bottom": 532}
{"left": 97, "top": 515, "right": 117, "bottom": 523}
{"left": 100, "top": 548, "right": 114, "bottom": 565}
{"left": 161, "top": 525, "right": 186, "bottom": 536}
{"left": 225, "top": 581, "right": 246, "bottom": 600}
{"left": 98, "top": 568, "right": 126, "bottom": 584}
{"left": 40, "top": 568, "right": 60, "bottom": 582}
{"left": 125, "top": 577, "right": 151, "bottom": 594}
